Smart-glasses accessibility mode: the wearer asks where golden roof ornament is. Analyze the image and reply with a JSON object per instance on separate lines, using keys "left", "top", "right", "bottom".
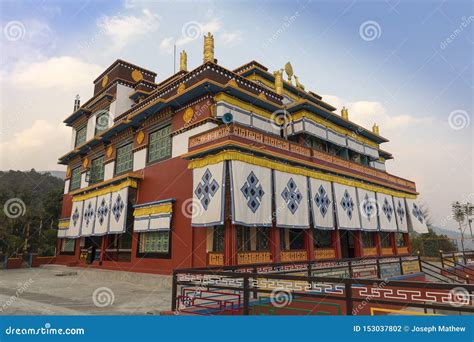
{"left": 372, "top": 123, "right": 379, "bottom": 135}
{"left": 273, "top": 69, "right": 283, "bottom": 95}
{"left": 284, "top": 62, "right": 294, "bottom": 83}
{"left": 341, "top": 106, "right": 349, "bottom": 120}
{"left": 180, "top": 50, "right": 187, "bottom": 71}
{"left": 203, "top": 32, "right": 214, "bottom": 63}
{"left": 294, "top": 76, "right": 305, "bottom": 90}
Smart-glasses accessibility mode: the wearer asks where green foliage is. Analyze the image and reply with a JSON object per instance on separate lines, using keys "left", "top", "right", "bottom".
{"left": 0, "top": 170, "right": 63, "bottom": 256}
{"left": 410, "top": 228, "right": 457, "bottom": 257}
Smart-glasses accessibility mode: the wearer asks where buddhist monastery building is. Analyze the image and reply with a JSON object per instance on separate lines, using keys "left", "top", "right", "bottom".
{"left": 56, "top": 33, "right": 428, "bottom": 274}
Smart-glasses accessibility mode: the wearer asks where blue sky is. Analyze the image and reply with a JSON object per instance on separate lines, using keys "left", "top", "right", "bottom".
{"left": 0, "top": 0, "right": 472, "bottom": 232}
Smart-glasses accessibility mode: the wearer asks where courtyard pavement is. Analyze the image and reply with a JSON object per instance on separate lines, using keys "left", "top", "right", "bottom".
{"left": 0, "top": 265, "right": 172, "bottom": 315}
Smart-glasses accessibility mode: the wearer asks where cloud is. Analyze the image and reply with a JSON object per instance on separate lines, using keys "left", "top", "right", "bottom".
{"left": 6, "top": 56, "right": 103, "bottom": 90}
{"left": 0, "top": 120, "right": 70, "bottom": 171}
{"left": 97, "top": 9, "right": 160, "bottom": 51}
{"left": 219, "top": 30, "right": 243, "bottom": 46}
{"left": 159, "top": 36, "right": 174, "bottom": 50}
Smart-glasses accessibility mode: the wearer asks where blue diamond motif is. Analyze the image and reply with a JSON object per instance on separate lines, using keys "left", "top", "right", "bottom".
{"left": 97, "top": 198, "right": 109, "bottom": 225}
{"left": 396, "top": 200, "right": 405, "bottom": 223}
{"left": 112, "top": 194, "right": 125, "bottom": 222}
{"left": 281, "top": 178, "right": 302, "bottom": 215}
{"left": 314, "top": 185, "right": 331, "bottom": 218}
{"left": 194, "top": 169, "right": 219, "bottom": 210}
{"left": 412, "top": 203, "right": 424, "bottom": 224}
{"left": 340, "top": 190, "right": 355, "bottom": 220}
{"left": 240, "top": 171, "right": 265, "bottom": 213}
{"left": 362, "top": 194, "right": 375, "bottom": 221}
{"left": 382, "top": 198, "right": 393, "bottom": 222}
{"left": 72, "top": 207, "right": 80, "bottom": 226}
{"left": 83, "top": 202, "right": 95, "bottom": 225}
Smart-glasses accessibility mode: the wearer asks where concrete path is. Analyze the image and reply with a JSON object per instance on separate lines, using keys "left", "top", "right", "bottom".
{"left": 0, "top": 265, "right": 172, "bottom": 315}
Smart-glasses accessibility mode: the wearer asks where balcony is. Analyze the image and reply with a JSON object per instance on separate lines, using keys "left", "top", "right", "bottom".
{"left": 187, "top": 124, "right": 417, "bottom": 194}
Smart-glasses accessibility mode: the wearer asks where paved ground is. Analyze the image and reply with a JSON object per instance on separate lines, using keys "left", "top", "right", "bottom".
{"left": 0, "top": 265, "right": 172, "bottom": 315}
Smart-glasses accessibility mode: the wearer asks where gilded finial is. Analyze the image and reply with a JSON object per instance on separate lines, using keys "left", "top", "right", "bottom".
{"left": 203, "top": 32, "right": 214, "bottom": 63}
{"left": 284, "top": 62, "right": 294, "bottom": 83}
{"left": 273, "top": 69, "right": 283, "bottom": 95}
{"left": 294, "top": 76, "right": 305, "bottom": 90}
{"left": 372, "top": 123, "right": 379, "bottom": 135}
{"left": 180, "top": 50, "right": 187, "bottom": 71}
{"left": 341, "top": 106, "right": 349, "bottom": 120}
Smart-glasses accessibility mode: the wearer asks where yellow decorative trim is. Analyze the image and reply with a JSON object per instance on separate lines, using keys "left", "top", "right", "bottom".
{"left": 106, "top": 146, "right": 113, "bottom": 157}
{"left": 177, "top": 83, "right": 186, "bottom": 95}
{"left": 183, "top": 107, "right": 194, "bottom": 124}
{"left": 187, "top": 151, "right": 416, "bottom": 198}
{"left": 214, "top": 93, "right": 273, "bottom": 119}
{"left": 131, "top": 69, "right": 144, "bottom": 82}
{"left": 101, "top": 75, "right": 109, "bottom": 88}
{"left": 66, "top": 167, "right": 71, "bottom": 178}
{"left": 58, "top": 220, "right": 70, "bottom": 229}
{"left": 133, "top": 203, "right": 173, "bottom": 217}
{"left": 292, "top": 110, "right": 379, "bottom": 148}
{"left": 82, "top": 158, "right": 89, "bottom": 168}
{"left": 136, "top": 131, "right": 145, "bottom": 144}
{"left": 72, "top": 179, "right": 138, "bottom": 202}
{"left": 226, "top": 79, "right": 238, "bottom": 88}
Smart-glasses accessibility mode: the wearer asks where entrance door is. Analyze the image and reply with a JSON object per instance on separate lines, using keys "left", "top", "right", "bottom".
{"left": 340, "top": 231, "right": 355, "bottom": 259}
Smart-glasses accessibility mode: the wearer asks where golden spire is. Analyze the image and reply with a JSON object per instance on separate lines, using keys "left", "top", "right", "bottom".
{"left": 273, "top": 69, "right": 283, "bottom": 95}
{"left": 284, "top": 62, "right": 294, "bottom": 84}
{"left": 372, "top": 123, "right": 379, "bottom": 135}
{"left": 203, "top": 32, "right": 214, "bottom": 63}
{"left": 341, "top": 106, "right": 349, "bottom": 120}
{"left": 179, "top": 50, "right": 187, "bottom": 71}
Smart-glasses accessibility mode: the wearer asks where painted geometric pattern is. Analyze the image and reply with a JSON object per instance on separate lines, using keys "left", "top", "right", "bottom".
{"left": 194, "top": 168, "right": 219, "bottom": 211}
{"left": 362, "top": 194, "right": 375, "bottom": 221}
{"left": 314, "top": 185, "right": 331, "bottom": 218}
{"left": 382, "top": 197, "right": 394, "bottom": 222}
{"left": 83, "top": 201, "right": 95, "bottom": 225}
{"left": 340, "top": 190, "right": 355, "bottom": 220}
{"left": 396, "top": 200, "right": 405, "bottom": 223}
{"left": 72, "top": 207, "right": 80, "bottom": 226}
{"left": 97, "top": 197, "right": 109, "bottom": 225}
{"left": 112, "top": 194, "right": 125, "bottom": 222}
{"left": 240, "top": 171, "right": 265, "bottom": 213}
{"left": 412, "top": 203, "right": 424, "bottom": 223}
{"left": 281, "top": 178, "right": 302, "bottom": 215}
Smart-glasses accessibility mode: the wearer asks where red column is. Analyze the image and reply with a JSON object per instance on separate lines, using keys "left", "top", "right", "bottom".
{"left": 354, "top": 231, "right": 362, "bottom": 257}
{"left": 100, "top": 235, "right": 107, "bottom": 265}
{"left": 403, "top": 233, "right": 411, "bottom": 253}
{"left": 305, "top": 229, "right": 314, "bottom": 261}
{"left": 374, "top": 232, "right": 382, "bottom": 256}
{"left": 333, "top": 230, "right": 341, "bottom": 259}
{"left": 389, "top": 233, "right": 397, "bottom": 255}
{"left": 224, "top": 221, "right": 235, "bottom": 266}
{"left": 270, "top": 224, "right": 281, "bottom": 263}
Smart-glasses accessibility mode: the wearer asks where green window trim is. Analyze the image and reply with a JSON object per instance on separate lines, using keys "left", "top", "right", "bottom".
{"left": 89, "top": 156, "right": 104, "bottom": 184}
{"left": 115, "top": 143, "right": 133, "bottom": 175}
{"left": 69, "top": 167, "right": 81, "bottom": 191}
{"left": 75, "top": 126, "right": 87, "bottom": 147}
{"left": 147, "top": 125, "right": 172, "bottom": 164}
{"left": 138, "top": 231, "right": 170, "bottom": 254}
{"left": 95, "top": 111, "right": 109, "bottom": 136}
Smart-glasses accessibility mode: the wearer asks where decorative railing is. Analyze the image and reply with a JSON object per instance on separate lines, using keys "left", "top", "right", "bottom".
{"left": 237, "top": 251, "right": 272, "bottom": 265}
{"left": 363, "top": 247, "right": 377, "bottom": 256}
{"left": 207, "top": 252, "right": 224, "bottom": 266}
{"left": 314, "top": 248, "right": 336, "bottom": 260}
{"left": 381, "top": 247, "right": 393, "bottom": 256}
{"left": 280, "top": 250, "right": 308, "bottom": 262}
{"left": 187, "top": 124, "right": 416, "bottom": 193}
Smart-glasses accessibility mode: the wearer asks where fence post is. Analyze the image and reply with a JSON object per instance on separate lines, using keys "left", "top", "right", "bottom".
{"left": 252, "top": 266, "right": 258, "bottom": 299}
{"left": 243, "top": 275, "right": 250, "bottom": 315}
{"left": 399, "top": 256, "right": 404, "bottom": 275}
{"left": 348, "top": 260, "right": 353, "bottom": 278}
{"left": 376, "top": 258, "right": 381, "bottom": 278}
{"left": 27, "top": 253, "right": 33, "bottom": 268}
{"left": 171, "top": 272, "right": 178, "bottom": 312}
{"left": 439, "top": 250, "right": 444, "bottom": 268}
{"left": 345, "top": 282, "right": 353, "bottom": 315}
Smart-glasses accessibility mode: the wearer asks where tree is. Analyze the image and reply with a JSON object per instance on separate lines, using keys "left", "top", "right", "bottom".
{"left": 410, "top": 228, "right": 457, "bottom": 257}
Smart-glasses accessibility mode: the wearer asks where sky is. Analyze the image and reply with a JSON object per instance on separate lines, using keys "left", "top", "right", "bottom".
{"left": 0, "top": 0, "right": 472, "bottom": 232}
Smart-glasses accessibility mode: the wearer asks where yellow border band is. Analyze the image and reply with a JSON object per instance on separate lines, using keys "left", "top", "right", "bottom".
{"left": 72, "top": 179, "right": 138, "bottom": 202}
{"left": 188, "top": 151, "right": 416, "bottom": 199}
{"left": 58, "top": 220, "right": 70, "bottom": 229}
{"left": 133, "top": 203, "right": 173, "bottom": 217}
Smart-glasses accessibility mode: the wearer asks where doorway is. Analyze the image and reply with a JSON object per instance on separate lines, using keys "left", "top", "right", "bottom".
{"left": 340, "top": 230, "right": 355, "bottom": 259}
